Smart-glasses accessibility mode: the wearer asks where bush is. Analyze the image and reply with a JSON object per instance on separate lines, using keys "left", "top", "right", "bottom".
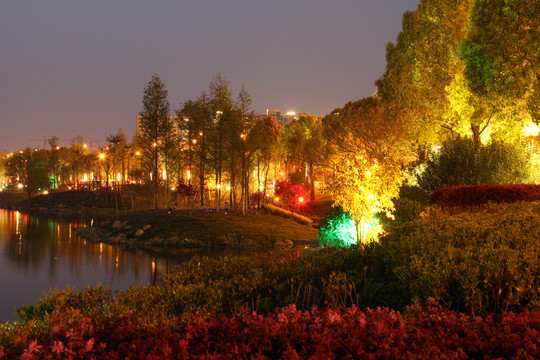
{"left": 417, "top": 137, "right": 539, "bottom": 193}
{"left": 317, "top": 207, "right": 357, "bottom": 246}
{"left": 384, "top": 201, "right": 540, "bottom": 315}
{"left": 430, "top": 184, "right": 540, "bottom": 207}
{"left": 274, "top": 181, "right": 309, "bottom": 209}
{"left": 13, "top": 202, "right": 540, "bottom": 323}
{"left": 2, "top": 305, "right": 540, "bottom": 359}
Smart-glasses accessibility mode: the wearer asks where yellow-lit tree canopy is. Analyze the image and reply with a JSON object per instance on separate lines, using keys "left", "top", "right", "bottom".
{"left": 323, "top": 97, "right": 415, "bottom": 243}
{"left": 376, "top": 0, "right": 538, "bottom": 146}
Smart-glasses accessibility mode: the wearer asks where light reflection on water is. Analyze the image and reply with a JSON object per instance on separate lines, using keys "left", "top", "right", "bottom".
{"left": 0, "top": 209, "right": 241, "bottom": 323}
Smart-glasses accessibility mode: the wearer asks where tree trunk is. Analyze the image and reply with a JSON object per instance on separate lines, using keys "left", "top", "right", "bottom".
{"left": 309, "top": 161, "right": 315, "bottom": 201}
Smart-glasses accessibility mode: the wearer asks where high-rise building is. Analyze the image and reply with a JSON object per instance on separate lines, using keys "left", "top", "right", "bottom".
{"left": 264, "top": 109, "right": 298, "bottom": 127}
{"left": 136, "top": 115, "right": 187, "bottom": 141}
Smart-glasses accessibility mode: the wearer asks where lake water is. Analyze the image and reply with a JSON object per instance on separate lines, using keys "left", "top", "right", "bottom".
{"left": 0, "top": 209, "right": 237, "bottom": 323}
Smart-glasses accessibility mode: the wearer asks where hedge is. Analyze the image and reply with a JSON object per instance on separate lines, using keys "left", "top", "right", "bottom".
{"left": 2, "top": 305, "right": 540, "bottom": 359}
{"left": 430, "top": 184, "right": 540, "bottom": 207}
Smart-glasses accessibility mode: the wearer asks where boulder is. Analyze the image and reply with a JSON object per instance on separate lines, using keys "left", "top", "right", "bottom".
{"left": 135, "top": 229, "right": 144, "bottom": 237}
{"left": 143, "top": 224, "right": 152, "bottom": 231}
{"left": 274, "top": 240, "right": 287, "bottom": 248}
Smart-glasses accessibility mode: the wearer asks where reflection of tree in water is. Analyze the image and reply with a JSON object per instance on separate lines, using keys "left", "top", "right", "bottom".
{"left": 0, "top": 211, "right": 165, "bottom": 285}
{"left": 4, "top": 212, "right": 49, "bottom": 271}
{"left": 0, "top": 210, "right": 246, "bottom": 291}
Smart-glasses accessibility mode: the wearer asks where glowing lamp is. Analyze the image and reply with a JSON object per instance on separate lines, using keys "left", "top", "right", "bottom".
{"left": 298, "top": 197, "right": 304, "bottom": 203}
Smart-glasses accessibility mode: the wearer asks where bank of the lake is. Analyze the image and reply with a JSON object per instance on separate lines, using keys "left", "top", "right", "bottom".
{"left": 75, "top": 209, "right": 319, "bottom": 250}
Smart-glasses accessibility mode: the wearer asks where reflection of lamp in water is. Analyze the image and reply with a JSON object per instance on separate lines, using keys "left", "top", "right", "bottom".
{"left": 152, "top": 258, "right": 157, "bottom": 284}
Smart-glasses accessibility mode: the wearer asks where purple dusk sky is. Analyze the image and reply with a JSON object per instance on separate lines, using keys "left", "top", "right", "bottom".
{"left": 0, "top": 0, "right": 420, "bottom": 153}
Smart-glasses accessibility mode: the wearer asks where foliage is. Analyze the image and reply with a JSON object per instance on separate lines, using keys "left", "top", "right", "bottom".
{"left": 137, "top": 74, "right": 172, "bottom": 208}
{"left": 417, "top": 137, "right": 539, "bottom": 192}
{"left": 175, "top": 182, "right": 196, "bottom": 197}
{"left": 274, "top": 181, "right": 309, "bottom": 209}
{"left": 387, "top": 185, "right": 430, "bottom": 226}
{"left": 459, "top": 0, "right": 539, "bottom": 123}
{"left": 376, "top": 0, "right": 474, "bottom": 147}
{"left": 430, "top": 184, "right": 540, "bottom": 207}
{"left": 15, "top": 202, "right": 540, "bottom": 325}
{"left": 2, "top": 305, "right": 540, "bottom": 359}
{"left": 317, "top": 207, "right": 357, "bottom": 247}
{"left": 323, "top": 97, "right": 414, "bottom": 242}
{"left": 387, "top": 201, "right": 540, "bottom": 316}
{"left": 279, "top": 114, "right": 324, "bottom": 201}
{"left": 5, "top": 148, "right": 51, "bottom": 198}
{"left": 377, "top": 0, "right": 537, "bottom": 147}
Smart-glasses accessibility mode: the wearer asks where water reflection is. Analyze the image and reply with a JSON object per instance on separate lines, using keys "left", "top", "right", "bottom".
{"left": 0, "top": 209, "right": 241, "bottom": 323}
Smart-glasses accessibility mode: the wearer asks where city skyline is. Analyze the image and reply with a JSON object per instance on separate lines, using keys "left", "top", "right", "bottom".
{"left": 1, "top": 0, "right": 420, "bottom": 152}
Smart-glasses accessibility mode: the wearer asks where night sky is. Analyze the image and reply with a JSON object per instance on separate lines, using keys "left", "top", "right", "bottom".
{"left": 1, "top": 0, "right": 420, "bottom": 152}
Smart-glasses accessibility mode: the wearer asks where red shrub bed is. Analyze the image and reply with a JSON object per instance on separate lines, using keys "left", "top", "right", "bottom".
{"left": 430, "top": 184, "right": 540, "bottom": 207}
{"left": 2, "top": 304, "right": 540, "bottom": 359}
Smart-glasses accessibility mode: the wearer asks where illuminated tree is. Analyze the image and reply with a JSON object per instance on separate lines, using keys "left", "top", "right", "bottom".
{"left": 137, "top": 74, "right": 171, "bottom": 208}
{"left": 376, "top": 0, "right": 474, "bottom": 152}
{"left": 106, "top": 130, "right": 129, "bottom": 185}
{"left": 6, "top": 148, "right": 51, "bottom": 199}
{"left": 459, "top": 0, "right": 539, "bottom": 129}
{"left": 280, "top": 114, "right": 324, "bottom": 201}
{"left": 47, "top": 136, "right": 60, "bottom": 188}
{"left": 236, "top": 85, "right": 255, "bottom": 212}
{"left": 248, "top": 115, "right": 282, "bottom": 208}
{"left": 378, "top": 0, "right": 537, "bottom": 147}
{"left": 324, "top": 97, "right": 414, "bottom": 243}
{"left": 178, "top": 92, "right": 213, "bottom": 207}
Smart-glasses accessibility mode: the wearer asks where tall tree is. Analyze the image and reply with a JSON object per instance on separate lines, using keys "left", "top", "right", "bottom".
{"left": 47, "top": 136, "right": 60, "bottom": 188}
{"left": 459, "top": 0, "right": 539, "bottom": 126}
{"left": 208, "top": 74, "right": 236, "bottom": 209}
{"left": 178, "top": 93, "right": 213, "bottom": 207}
{"left": 376, "top": 0, "right": 474, "bottom": 149}
{"left": 248, "top": 116, "right": 282, "bottom": 209}
{"left": 137, "top": 74, "right": 171, "bottom": 208}
{"left": 236, "top": 85, "right": 255, "bottom": 213}
{"left": 106, "top": 129, "right": 128, "bottom": 185}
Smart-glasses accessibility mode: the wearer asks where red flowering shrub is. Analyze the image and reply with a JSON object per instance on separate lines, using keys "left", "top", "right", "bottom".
{"left": 175, "top": 182, "right": 196, "bottom": 197}
{"left": 274, "top": 181, "right": 309, "bottom": 209}
{"left": 1, "top": 305, "right": 540, "bottom": 359}
{"left": 430, "top": 184, "right": 540, "bottom": 207}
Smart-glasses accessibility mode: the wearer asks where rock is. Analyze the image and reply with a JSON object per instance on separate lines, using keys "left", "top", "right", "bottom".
{"left": 284, "top": 239, "right": 294, "bottom": 248}
{"left": 143, "top": 224, "right": 151, "bottom": 231}
{"left": 309, "top": 240, "right": 321, "bottom": 248}
{"left": 113, "top": 220, "right": 129, "bottom": 229}
{"left": 135, "top": 229, "right": 144, "bottom": 237}
{"left": 274, "top": 240, "right": 287, "bottom": 248}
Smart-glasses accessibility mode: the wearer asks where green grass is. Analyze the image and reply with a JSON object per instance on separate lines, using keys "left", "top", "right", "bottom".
{"left": 96, "top": 209, "right": 319, "bottom": 246}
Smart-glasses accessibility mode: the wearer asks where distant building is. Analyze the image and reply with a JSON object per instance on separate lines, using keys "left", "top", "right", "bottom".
{"left": 136, "top": 115, "right": 187, "bottom": 142}
{"left": 263, "top": 109, "right": 298, "bottom": 128}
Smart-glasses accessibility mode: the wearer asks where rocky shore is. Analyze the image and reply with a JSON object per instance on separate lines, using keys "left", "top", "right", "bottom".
{"left": 74, "top": 209, "right": 317, "bottom": 250}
